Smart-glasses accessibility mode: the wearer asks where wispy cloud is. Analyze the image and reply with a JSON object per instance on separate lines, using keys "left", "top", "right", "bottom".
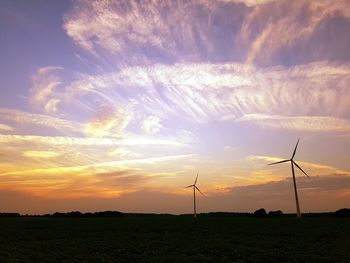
{"left": 0, "top": 123, "right": 13, "bottom": 131}
{"left": 0, "top": 108, "right": 84, "bottom": 135}
{"left": 0, "top": 134, "right": 186, "bottom": 147}
{"left": 227, "top": 0, "right": 274, "bottom": 7}
{"left": 239, "top": 0, "right": 350, "bottom": 66}
{"left": 59, "top": 0, "right": 350, "bottom": 137}
{"left": 249, "top": 155, "right": 350, "bottom": 176}
{"left": 237, "top": 114, "right": 350, "bottom": 132}
{"left": 0, "top": 153, "right": 197, "bottom": 198}
{"left": 30, "top": 66, "right": 63, "bottom": 113}
{"left": 57, "top": 62, "right": 350, "bottom": 125}
{"left": 64, "top": 0, "right": 350, "bottom": 67}
{"left": 84, "top": 105, "right": 133, "bottom": 137}
{"left": 229, "top": 175, "right": 350, "bottom": 195}
{"left": 64, "top": 0, "right": 249, "bottom": 63}
{"left": 23, "top": 151, "right": 61, "bottom": 159}
{"left": 2, "top": 173, "right": 350, "bottom": 214}
{"left": 142, "top": 116, "right": 162, "bottom": 134}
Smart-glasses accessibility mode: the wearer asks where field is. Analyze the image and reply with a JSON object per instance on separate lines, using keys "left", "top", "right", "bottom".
{"left": 1, "top": 215, "right": 349, "bottom": 262}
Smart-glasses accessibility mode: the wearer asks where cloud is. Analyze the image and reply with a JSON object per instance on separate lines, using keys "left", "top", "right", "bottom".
{"left": 227, "top": 0, "right": 274, "bottom": 6}
{"left": 249, "top": 155, "right": 350, "bottom": 176}
{"left": 230, "top": 174, "right": 350, "bottom": 197}
{"left": 0, "top": 189, "right": 190, "bottom": 214}
{"left": 237, "top": 114, "right": 350, "bottom": 132}
{"left": 59, "top": 0, "right": 350, "bottom": 136}
{"left": 142, "top": 116, "right": 162, "bottom": 134}
{"left": 44, "top": 99, "right": 61, "bottom": 113}
{"left": 2, "top": 174, "right": 350, "bottom": 214}
{"left": 0, "top": 134, "right": 186, "bottom": 147}
{"left": 238, "top": 0, "right": 350, "bottom": 66}
{"left": 60, "top": 62, "right": 350, "bottom": 125}
{"left": 0, "top": 108, "right": 84, "bottom": 135}
{"left": 205, "top": 174, "right": 350, "bottom": 213}
{"left": 64, "top": 0, "right": 248, "bottom": 63}
{"left": 84, "top": 105, "right": 133, "bottom": 137}
{"left": 23, "top": 151, "right": 61, "bottom": 159}
{"left": 30, "top": 66, "right": 63, "bottom": 113}
{"left": 0, "top": 153, "right": 197, "bottom": 199}
{"left": 64, "top": 0, "right": 350, "bottom": 68}
{"left": 95, "top": 170, "right": 149, "bottom": 188}
{"left": 0, "top": 131, "right": 190, "bottom": 178}
{"left": 0, "top": 123, "right": 13, "bottom": 131}
{"left": 107, "top": 148, "right": 142, "bottom": 159}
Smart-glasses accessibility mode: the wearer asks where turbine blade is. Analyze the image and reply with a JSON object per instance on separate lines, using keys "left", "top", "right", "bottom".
{"left": 268, "top": 159, "right": 290, "bottom": 165}
{"left": 293, "top": 161, "right": 310, "bottom": 178}
{"left": 195, "top": 186, "right": 204, "bottom": 195}
{"left": 184, "top": 185, "right": 194, "bottom": 188}
{"left": 194, "top": 173, "right": 199, "bottom": 185}
{"left": 291, "top": 138, "right": 300, "bottom": 159}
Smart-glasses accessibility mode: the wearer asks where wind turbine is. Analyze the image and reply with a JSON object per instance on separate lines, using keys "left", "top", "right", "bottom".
{"left": 268, "top": 139, "right": 309, "bottom": 218}
{"left": 185, "top": 173, "right": 204, "bottom": 218}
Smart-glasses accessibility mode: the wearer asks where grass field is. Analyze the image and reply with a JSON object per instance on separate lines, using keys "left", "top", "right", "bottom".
{"left": 1, "top": 215, "right": 349, "bottom": 262}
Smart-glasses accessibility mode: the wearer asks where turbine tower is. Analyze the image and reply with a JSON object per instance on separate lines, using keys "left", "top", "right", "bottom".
{"left": 185, "top": 173, "right": 204, "bottom": 218}
{"left": 268, "top": 139, "right": 309, "bottom": 218}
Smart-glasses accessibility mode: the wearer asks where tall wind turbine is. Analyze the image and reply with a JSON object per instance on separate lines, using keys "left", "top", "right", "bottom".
{"left": 185, "top": 173, "right": 204, "bottom": 218}
{"left": 269, "top": 139, "right": 309, "bottom": 218}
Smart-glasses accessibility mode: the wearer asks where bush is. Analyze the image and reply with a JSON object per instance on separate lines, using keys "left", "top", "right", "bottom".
{"left": 334, "top": 208, "right": 350, "bottom": 217}
{"left": 0, "top": 213, "right": 20, "bottom": 217}
{"left": 50, "top": 211, "right": 123, "bottom": 217}
{"left": 253, "top": 208, "right": 267, "bottom": 217}
{"left": 268, "top": 210, "right": 283, "bottom": 217}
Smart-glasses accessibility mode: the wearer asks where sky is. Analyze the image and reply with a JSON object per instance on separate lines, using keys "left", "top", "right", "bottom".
{"left": 1, "top": 0, "right": 350, "bottom": 214}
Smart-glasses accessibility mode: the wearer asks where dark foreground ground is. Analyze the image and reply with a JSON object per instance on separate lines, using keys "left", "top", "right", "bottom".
{"left": 0, "top": 215, "right": 349, "bottom": 262}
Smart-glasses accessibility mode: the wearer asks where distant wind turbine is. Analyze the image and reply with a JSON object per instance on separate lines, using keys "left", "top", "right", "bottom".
{"left": 268, "top": 139, "right": 310, "bottom": 218}
{"left": 185, "top": 173, "right": 204, "bottom": 218}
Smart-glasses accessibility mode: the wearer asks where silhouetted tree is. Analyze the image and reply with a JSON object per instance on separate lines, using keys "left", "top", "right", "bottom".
{"left": 334, "top": 208, "right": 350, "bottom": 217}
{"left": 0, "top": 212, "right": 20, "bottom": 217}
{"left": 268, "top": 210, "right": 283, "bottom": 217}
{"left": 52, "top": 212, "right": 66, "bottom": 217}
{"left": 253, "top": 208, "right": 267, "bottom": 217}
{"left": 67, "top": 211, "right": 83, "bottom": 217}
{"left": 93, "top": 211, "right": 123, "bottom": 217}
{"left": 50, "top": 211, "right": 123, "bottom": 217}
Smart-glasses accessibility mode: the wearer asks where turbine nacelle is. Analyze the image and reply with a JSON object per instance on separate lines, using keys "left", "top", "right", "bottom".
{"left": 268, "top": 138, "right": 309, "bottom": 178}
{"left": 184, "top": 173, "right": 204, "bottom": 194}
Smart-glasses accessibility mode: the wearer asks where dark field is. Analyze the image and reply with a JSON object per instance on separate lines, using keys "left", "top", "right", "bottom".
{"left": 1, "top": 215, "right": 349, "bottom": 262}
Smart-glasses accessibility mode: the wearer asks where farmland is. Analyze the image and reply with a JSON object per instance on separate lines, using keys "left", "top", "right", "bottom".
{"left": 1, "top": 215, "right": 349, "bottom": 262}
